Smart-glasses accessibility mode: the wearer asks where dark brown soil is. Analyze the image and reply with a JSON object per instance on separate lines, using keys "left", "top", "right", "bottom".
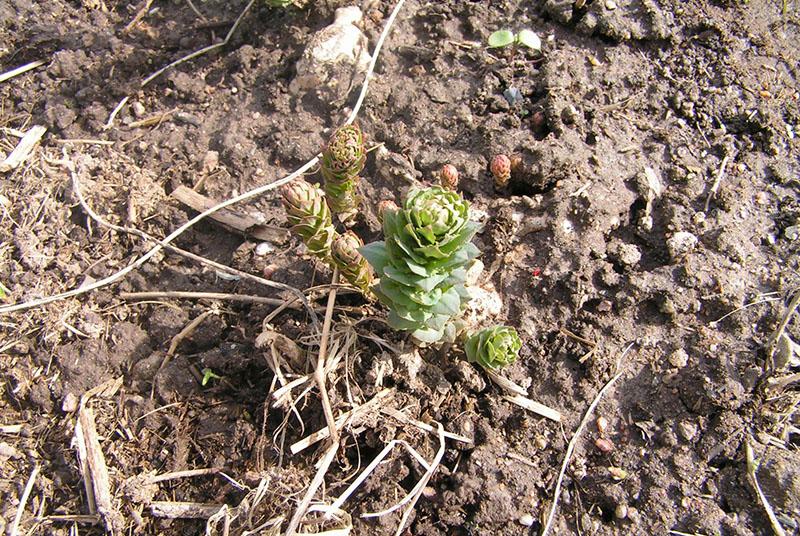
{"left": 1, "top": 1, "right": 799, "bottom": 535}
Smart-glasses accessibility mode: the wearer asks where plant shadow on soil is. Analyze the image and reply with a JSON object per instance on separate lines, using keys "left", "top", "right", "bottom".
{"left": 1, "top": 0, "right": 800, "bottom": 535}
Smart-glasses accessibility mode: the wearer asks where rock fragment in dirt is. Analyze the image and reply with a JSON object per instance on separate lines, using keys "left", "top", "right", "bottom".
{"left": 666, "top": 231, "right": 698, "bottom": 261}
{"left": 608, "top": 241, "right": 641, "bottom": 268}
{"left": 61, "top": 392, "right": 79, "bottom": 413}
{"left": 633, "top": 166, "right": 664, "bottom": 232}
{"left": 668, "top": 348, "right": 689, "bottom": 368}
{"left": 0, "top": 442, "right": 21, "bottom": 461}
{"left": 570, "top": 0, "right": 672, "bottom": 41}
{"left": 289, "top": 6, "right": 371, "bottom": 104}
{"left": 677, "top": 420, "right": 698, "bottom": 443}
{"left": 449, "top": 361, "right": 486, "bottom": 393}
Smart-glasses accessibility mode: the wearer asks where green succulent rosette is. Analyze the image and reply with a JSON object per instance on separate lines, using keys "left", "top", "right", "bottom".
{"left": 321, "top": 124, "right": 366, "bottom": 222}
{"left": 281, "top": 179, "right": 338, "bottom": 261}
{"left": 360, "top": 186, "right": 480, "bottom": 344}
{"left": 331, "top": 231, "right": 373, "bottom": 295}
{"left": 464, "top": 326, "right": 521, "bottom": 370}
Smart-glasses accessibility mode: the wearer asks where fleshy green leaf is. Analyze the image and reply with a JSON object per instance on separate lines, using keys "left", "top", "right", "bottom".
{"left": 359, "top": 242, "right": 390, "bottom": 273}
{"left": 488, "top": 29, "right": 516, "bottom": 48}
{"left": 516, "top": 29, "right": 542, "bottom": 51}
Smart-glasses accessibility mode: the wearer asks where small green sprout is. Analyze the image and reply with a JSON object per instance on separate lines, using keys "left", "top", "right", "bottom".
{"left": 465, "top": 326, "right": 521, "bottom": 370}
{"left": 487, "top": 29, "right": 542, "bottom": 52}
{"left": 201, "top": 368, "right": 222, "bottom": 386}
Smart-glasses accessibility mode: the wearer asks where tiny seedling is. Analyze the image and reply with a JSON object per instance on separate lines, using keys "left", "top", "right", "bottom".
{"left": 488, "top": 29, "right": 542, "bottom": 52}
{"left": 201, "top": 368, "right": 222, "bottom": 386}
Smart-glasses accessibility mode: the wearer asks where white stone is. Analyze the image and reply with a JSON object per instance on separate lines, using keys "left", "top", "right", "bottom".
{"left": 668, "top": 348, "right": 689, "bottom": 368}
{"left": 519, "top": 514, "right": 534, "bottom": 527}
{"left": 666, "top": 231, "right": 698, "bottom": 261}
{"left": 289, "top": 6, "right": 372, "bottom": 102}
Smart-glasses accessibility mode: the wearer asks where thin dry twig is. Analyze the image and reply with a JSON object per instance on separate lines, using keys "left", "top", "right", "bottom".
{"left": 141, "top": 0, "right": 256, "bottom": 87}
{"left": 745, "top": 440, "right": 787, "bottom": 536}
{"left": 0, "top": 60, "right": 46, "bottom": 83}
{"left": 767, "top": 290, "right": 800, "bottom": 373}
{"left": 285, "top": 441, "right": 339, "bottom": 536}
{"left": 151, "top": 501, "right": 225, "bottom": 519}
{"left": 540, "top": 342, "right": 634, "bottom": 536}
{"left": 704, "top": 154, "right": 730, "bottom": 212}
{"left": 0, "top": 125, "right": 46, "bottom": 173}
{"left": 484, "top": 369, "right": 562, "bottom": 422}
{"left": 122, "top": 290, "right": 290, "bottom": 307}
{"left": 76, "top": 406, "right": 124, "bottom": 533}
{"left": 316, "top": 270, "right": 341, "bottom": 445}
{"left": 9, "top": 464, "right": 39, "bottom": 536}
{"left": 150, "top": 467, "right": 220, "bottom": 483}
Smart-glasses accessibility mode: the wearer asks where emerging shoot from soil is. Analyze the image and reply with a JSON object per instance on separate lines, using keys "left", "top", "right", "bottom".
{"left": 439, "top": 164, "right": 459, "bottom": 190}
{"left": 491, "top": 154, "right": 512, "bottom": 189}
{"left": 321, "top": 124, "right": 367, "bottom": 225}
{"left": 360, "top": 187, "right": 480, "bottom": 344}
{"left": 331, "top": 231, "right": 374, "bottom": 295}
{"left": 281, "top": 179, "right": 338, "bottom": 261}
{"left": 487, "top": 29, "right": 542, "bottom": 52}
{"left": 464, "top": 326, "right": 521, "bottom": 370}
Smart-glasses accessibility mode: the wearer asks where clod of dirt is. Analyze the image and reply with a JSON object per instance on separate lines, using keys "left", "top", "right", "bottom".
{"left": 448, "top": 361, "right": 486, "bottom": 393}
{"left": 289, "top": 6, "right": 372, "bottom": 104}
{"left": 608, "top": 240, "right": 642, "bottom": 268}
{"left": 756, "top": 447, "right": 800, "bottom": 515}
{"left": 666, "top": 231, "right": 699, "bottom": 261}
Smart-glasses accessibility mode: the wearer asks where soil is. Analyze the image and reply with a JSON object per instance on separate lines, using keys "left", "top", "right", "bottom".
{"left": 1, "top": 0, "right": 799, "bottom": 535}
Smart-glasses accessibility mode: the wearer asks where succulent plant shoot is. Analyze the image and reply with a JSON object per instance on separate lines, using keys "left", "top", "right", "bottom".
{"left": 331, "top": 231, "right": 373, "bottom": 294}
{"left": 376, "top": 199, "right": 399, "bottom": 224}
{"left": 464, "top": 325, "right": 521, "bottom": 370}
{"left": 360, "top": 186, "right": 481, "bottom": 344}
{"left": 439, "top": 164, "right": 459, "bottom": 190}
{"left": 321, "top": 124, "right": 367, "bottom": 225}
{"left": 281, "top": 179, "right": 339, "bottom": 261}
{"left": 491, "top": 154, "right": 511, "bottom": 189}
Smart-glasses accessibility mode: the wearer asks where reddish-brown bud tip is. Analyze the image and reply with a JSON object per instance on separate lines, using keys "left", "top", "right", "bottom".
{"left": 439, "top": 164, "right": 459, "bottom": 190}
{"left": 377, "top": 199, "right": 398, "bottom": 223}
{"left": 491, "top": 154, "right": 512, "bottom": 188}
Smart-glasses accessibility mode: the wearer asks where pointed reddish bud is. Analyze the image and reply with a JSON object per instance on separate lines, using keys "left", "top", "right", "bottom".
{"left": 491, "top": 154, "right": 511, "bottom": 189}
{"left": 439, "top": 164, "right": 459, "bottom": 190}
{"left": 331, "top": 230, "right": 364, "bottom": 267}
{"left": 331, "top": 231, "right": 373, "bottom": 294}
{"left": 377, "top": 199, "right": 398, "bottom": 224}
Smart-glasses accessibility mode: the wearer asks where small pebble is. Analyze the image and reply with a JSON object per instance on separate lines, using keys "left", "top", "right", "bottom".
{"left": 605, "top": 0, "right": 617, "bottom": 9}
{"left": 596, "top": 416, "right": 609, "bottom": 434}
{"left": 62, "top": 392, "right": 79, "bottom": 413}
{"left": 255, "top": 242, "right": 275, "bottom": 256}
{"left": 519, "top": 514, "right": 534, "bottom": 527}
{"left": 561, "top": 104, "right": 579, "bottom": 125}
{"left": 666, "top": 231, "right": 698, "bottom": 261}
{"left": 595, "top": 438, "right": 615, "bottom": 453}
{"left": 677, "top": 420, "right": 698, "bottom": 442}
{"left": 668, "top": 348, "right": 689, "bottom": 368}
{"left": 131, "top": 101, "right": 146, "bottom": 117}
{"left": 615, "top": 503, "right": 628, "bottom": 520}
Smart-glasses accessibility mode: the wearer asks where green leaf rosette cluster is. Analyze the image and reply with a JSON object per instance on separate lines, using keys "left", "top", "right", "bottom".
{"left": 281, "top": 179, "right": 337, "bottom": 261}
{"left": 321, "top": 124, "right": 366, "bottom": 223}
{"left": 360, "top": 187, "right": 480, "bottom": 344}
{"left": 464, "top": 326, "right": 521, "bottom": 370}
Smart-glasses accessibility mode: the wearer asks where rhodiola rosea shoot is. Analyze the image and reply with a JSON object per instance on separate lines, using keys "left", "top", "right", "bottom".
{"left": 359, "top": 186, "right": 480, "bottom": 344}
